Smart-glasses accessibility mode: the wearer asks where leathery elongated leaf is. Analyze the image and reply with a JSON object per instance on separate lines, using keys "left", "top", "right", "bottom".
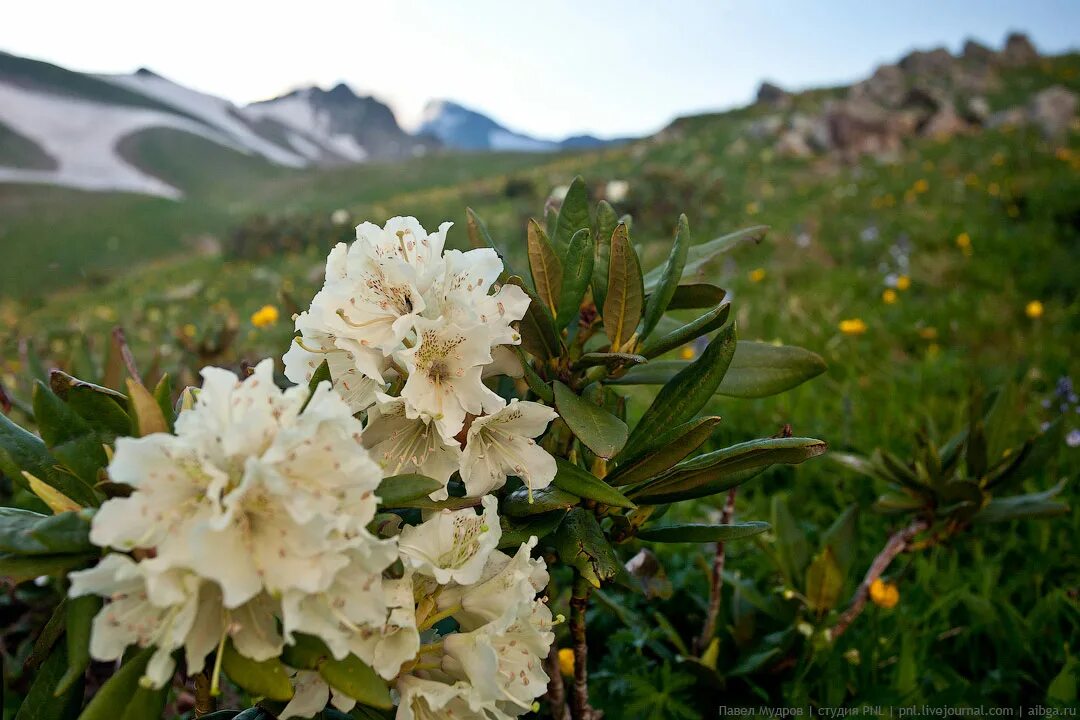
{"left": 0, "top": 553, "right": 96, "bottom": 585}
{"left": 574, "top": 352, "right": 647, "bottom": 370}
{"left": 661, "top": 283, "right": 727, "bottom": 310}
{"left": 644, "top": 225, "right": 768, "bottom": 292}
{"left": 603, "top": 223, "right": 644, "bottom": 351}
{"left": 376, "top": 474, "right": 444, "bottom": 506}
{"left": 498, "top": 511, "right": 567, "bottom": 549}
{"left": 56, "top": 594, "right": 99, "bottom": 696}
{"left": 501, "top": 485, "right": 580, "bottom": 517}
{"left": 76, "top": 646, "right": 155, "bottom": 720}
{"left": 639, "top": 302, "right": 731, "bottom": 359}
{"left": 641, "top": 214, "right": 691, "bottom": 338}
{"left": 607, "top": 416, "right": 721, "bottom": 486}
{"left": 32, "top": 382, "right": 107, "bottom": 499}
{"left": 592, "top": 201, "right": 619, "bottom": 311}
{"left": 974, "top": 479, "right": 1070, "bottom": 523}
{"left": 126, "top": 379, "right": 168, "bottom": 437}
{"left": 557, "top": 228, "right": 595, "bottom": 328}
{"left": 466, "top": 207, "right": 512, "bottom": 275}
{"left": 629, "top": 436, "right": 827, "bottom": 504}
{"left": 805, "top": 547, "right": 844, "bottom": 613}
{"left": 552, "top": 508, "right": 620, "bottom": 587}
{"left": 49, "top": 370, "right": 131, "bottom": 440}
{"left": 515, "top": 347, "right": 554, "bottom": 403}
{"left": 553, "top": 381, "right": 628, "bottom": 459}
{"left": 506, "top": 275, "right": 560, "bottom": 360}
{"left": 527, "top": 219, "right": 562, "bottom": 317}
{"left": 553, "top": 175, "right": 591, "bottom": 255}
{"left": 637, "top": 521, "right": 769, "bottom": 543}
{"left": 15, "top": 642, "right": 83, "bottom": 720}
{"left": 0, "top": 508, "right": 93, "bottom": 556}
{"left": 623, "top": 322, "right": 737, "bottom": 456}
{"left": 319, "top": 654, "right": 393, "bottom": 709}
{"left": 771, "top": 496, "right": 809, "bottom": 587}
{"left": 552, "top": 458, "right": 635, "bottom": 509}
{"left": 222, "top": 640, "right": 294, "bottom": 701}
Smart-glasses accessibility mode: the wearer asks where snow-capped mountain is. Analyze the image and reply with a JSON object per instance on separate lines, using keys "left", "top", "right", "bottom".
{"left": 418, "top": 100, "right": 616, "bottom": 152}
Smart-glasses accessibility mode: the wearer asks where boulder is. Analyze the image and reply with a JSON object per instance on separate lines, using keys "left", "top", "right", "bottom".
{"left": 920, "top": 101, "right": 969, "bottom": 139}
{"left": 1029, "top": 85, "right": 1078, "bottom": 138}
{"left": 962, "top": 39, "right": 997, "bottom": 66}
{"left": 745, "top": 114, "right": 784, "bottom": 139}
{"left": 898, "top": 47, "right": 955, "bottom": 78}
{"left": 1003, "top": 32, "right": 1039, "bottom": 66}
{"left": 851, "top": 64, "right": 907, "bottom": 107}
{"left": 775, "top": 129, "right": 814, "bottom": 158}
{"left": 824, "top": 98, "right": 905, "bottom": 160}
{"left": 756, "top": 81, "right": 790, "bottom": 107}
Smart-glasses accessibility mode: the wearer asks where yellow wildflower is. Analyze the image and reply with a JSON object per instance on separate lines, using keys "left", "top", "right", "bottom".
{"left": 1025, "top": 300, "right": 1044, "bottom": 319}
{"left": 987, "top": 182, "right": 1000, "bottom": 197}
{"left": 918, "top": 327, "right": 939, "bottom": 340}
{"left": 991, "top": 152, "right": 1005, "bottom": 166}
{"left": 895, "top": 275, "right": 911, "bottom": 291}
{"left": 251, "top": 305, "right": 280, "bottom": 328}
{"left": 749, "top": 268, "right": 766, "bottom": 283}
{"left": 927, "top": 343, "right": 941, "bottom": 358}
{"left": 839, "top": 318, "right": 868, "bottom": 336}
{"left": 679, "top": 346, "right": 696, "bottom": 361}
{"left": 912, "top": 179, "right": 929, "bottom": 194}
{"left": 955, "top": 232, "right": 971, "bottom": 249}
{"left": 882, "top": 289, "right": 898, "bottom": 305}
{"left": 869, "top": 578, "right": 899, "bottom": 609}
{"left": 745, "top": 201, "right": 760, "bottom": 215}
{"left": 182, "top": 323, "right": 197, "bottom": 339}
{"left": 558, "top": 648, "right": 575, "bottom": 676}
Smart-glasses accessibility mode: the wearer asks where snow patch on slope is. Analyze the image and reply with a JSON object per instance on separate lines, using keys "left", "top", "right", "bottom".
{"left": 101, "top": 72, "right": 309, "bottom": 168}
{"left": 0, "top": 81, "right": 237, "bottom": 198}
{"left": 243, "top": 91, "right": 368, "bottom": 162}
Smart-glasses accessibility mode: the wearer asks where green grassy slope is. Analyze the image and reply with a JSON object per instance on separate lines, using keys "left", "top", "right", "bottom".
{"left": 0, "top": 121, "right": 55, "bottom": 169}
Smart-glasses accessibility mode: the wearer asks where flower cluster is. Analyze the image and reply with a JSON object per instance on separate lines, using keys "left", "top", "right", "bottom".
{"left": 70, "top": 218, "right": 561, "bottom": 719}
{"left": 283, "top": 217, "right": 558, "bottom": 498}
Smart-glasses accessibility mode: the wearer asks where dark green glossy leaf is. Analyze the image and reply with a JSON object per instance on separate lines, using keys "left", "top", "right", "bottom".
{"left": 641, "top": 214, "right": 691, "bottom": 338}
{"left": 644, "top": 225, "right": 768, "bottom": 292}
{"left": 552, "top": 458, "right": 634, "bottom": 509}
{"left": 49, "top": 370, "right": 130, "bottom": 440}
{"left": 602, "top": 223, "right": 644, "bottom": 351}
{"left": 872, "top": 491, "right": 925, "bottom": 514}
{"left": 376, "top": 474, "right": 444, "bottom": 507}
{"left": 608, "top": 416, "right": 721, "bottom": 486}
{"left": 574, "top": 352, "right": 647, "bottom": 370}
{"left": 552, "top": 508, "right": 620, "bottom": 588}
{"left": 498, "top": 511, "right": 568, "bottom": 550}
{"left": 222, "top": 640, "right": 294, "bottom": 701}
{"left": 553, "top": 176, "right": 591, "bottom": 256}
{"left": 119, "top": 684, "right": 169, "bottom": 720}
{"left": 15, "top": 642, "right": 82, "bottom": 720}
{"left": 556, "top": 228, "right": 594, "bottom": 328}
{"left": 623, "top": 323, "right": 737, "bottom": 457}
{"left": 281, "top": 633, "right": 331, "bottom": 670}
{"left": 819, "top": 505, "right": 858, "bottom": 579}
{"left": 515, "top": 347, "right": 553, "bottom": 404}
{"left": 0, "top": 553, "right": 96, "bottom": 585}
{"left": 715, "top": 341, "right": 827, "bottom": 398}
{"left": 506, "top": 276, "right": 560, "bottom": 360}
{"left": 629, "top": 437, "right": 827, "bottom": 504}
{"left": 319, "top": 654, "right": 393, "bottom": 710}
{"left": 56, "top": 595, "right": 99, "bottom": 696}
{"left": 300, "top": 359, "right": 332, "bottom": 413}
{"left": 465, "top": 207, "right": 512, "bottom": 276}
{"left": 31, "top": 383, "right": 105, "bottom": 503}
{"left": 637, "top": 521, "right": 769, "bottom": 543}
{"left": 527, "top": 219, "right": 562, "bottom": 317}
{"left": 152, "top": 374, "right": 174, "bottom": 433}
{"left": 76, "top": 646, "right": 154, "bottom": 720}
{"left": 501, "top": 485, "right": 580, "bottom": 517}
{"left": 638, "top": 302, "right": 731, "bottom": 359}
{"left": 663, "top": 283, "right": 727, "bottom": 310}
{"left": 975, "top": 480, "right": 1070, "bottom": 523}
{"left": 553, "top": 381, "right": 628, "bottom": 459}
{"left": 0, "top": 508, "right": 93, "bottom": 556}
{"left": 592, "top": 201, "right": 618, "bottom": 311}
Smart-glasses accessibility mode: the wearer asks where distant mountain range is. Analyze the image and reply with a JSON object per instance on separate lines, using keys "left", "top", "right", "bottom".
{"left": 0, "top": 51, "right": 623, "bottom": 198}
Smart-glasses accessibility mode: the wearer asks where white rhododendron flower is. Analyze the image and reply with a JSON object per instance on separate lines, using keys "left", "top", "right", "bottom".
{"left": 442, "top": 598, "right": 555, "bottom": 710}
{"left": 398, "top": 319, "right": 503, "bottom": 441}
{"left": 349, "top": 573, "right": 421, "bottom": 680}
{"left": 437, "top": 537, "right": 550, "bottom": 630}
{"left": 396, "top": 675, "right": 510, "bottom": 720}
{"left": 397, "top": 496, "right": 502, "bottom": 585}
{"left": 460, "top": 399, "right": 559, "bottom": 497}
{"left": 280, "top": 671, "right": 357, "bottom": 719}
{"left": 362, "top": 394, "right": 462, "bottom": 499}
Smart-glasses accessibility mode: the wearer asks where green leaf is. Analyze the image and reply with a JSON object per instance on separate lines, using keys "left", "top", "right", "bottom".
{"left": 515, "top": 347, "right": 554, "bottom": 404}
{"left": 623, "top": 323, "right": 737, "bottom": 457}
{"left": 465, "top": 207, "right": 511, "bottom": 275}
{"left": 641, "top": 214, "right": 691, "bottom": 338}
{"left": 376, "top": 474, "right": 444, "bottom": 506}
{"left": 644, "top": 225, "right": 768, "bottom": 292}
{"left": 527, "top": 219, "right": 563, "bottom": 317}
{"left": 872, "top": 491, "right": 925, "bottom": 514}
{"left": 15, "top": 642, "right": 83, "bottom": 720}
{"left": 975, "top": 480, "right": 1070, "bottom": 523}
{"left": 553, "top": 381, "right": 628, "bottom": 459}
{"left": 506, "top": 276, "right": 560, "bottom": 360}
{"left": 553, "top": 176, "right": 591, "bottom": 256}
{"left": 319, "top": 654, "right": 393, "bottom": 710}
{"left": 771, "top": 496, "right": 809, "bottom": 587}
{"left": 552, "top": 508, "right": 620, "bottom": 588}
{"left": 556, "top": 228, "right": 594, "bottom": 328}
{"left": 281, "top": 633, "right": 331, "bottom": 670}
{"left": 0, "top": 553, "right": 96, "bottom": 585}
{"left": 573, "top": 352, "right": 647, "bottom": 370}
{"left": 552, "top": 458, "right": 635, "bottom": 509}
{"left": 663, "top": 283, "right": 727, "bottom": 310}
{"left": 501, "top": 485, "right": 580, "bottom": 517}
{"left": 637, "top": 521, "right": 769, "bottom": 543}
{"left": 300, "top": 359, "right": 332, "bottom": 413}
{"left": 608, "top": 416, "right": 722, "bottom": 486}
{"left": 49, "top": 370, "right": 131, "bottom": 440}
{"left": 592, "top": 201, "right": 618, "bottom": 311}
{"left": 604, "top": 360, "right": 688, "bottom": 386}
{"left": 638, "top": 302, "right": 731, "bottom": 359}
{"left": 126, "top": 379, "right": 168, "bottom": 437}
{"left": 819, "top": 505, "right": 858, "bottom": 579}
{"left": 31, "top": 383, "right": 105, "bottom": 502}
{"left": 716, "top": 341, "right": 827, "bottom": 398}
{"left": 805, "top": 547, "right": 844, "bottom": 614}
{"left": 76, "top": 646, "right": 155, "bottom": 720}
{"left": 222, "top": 640, "right": 294, "bottom": 702}
{"left": 603, "top": 223, "right": 644, "bottom": 351}
{"left": 57, "top": 595, "right": 99, "bottom": 696}
{"left": 498, "top": 511, "right": 567, "bottom": 550}
{"left": 629, "top": 437, "right": 827, "bottom": 504}
{"left": 0, "top": 508, "right": 93, "bottom": 556}
{"left": 119, "top": 684, "right": 169, "bottom": 720}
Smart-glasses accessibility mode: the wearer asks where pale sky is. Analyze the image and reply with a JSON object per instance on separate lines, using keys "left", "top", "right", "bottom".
{"left": 2, "top": 1, "right": 1078, "bottom": 139}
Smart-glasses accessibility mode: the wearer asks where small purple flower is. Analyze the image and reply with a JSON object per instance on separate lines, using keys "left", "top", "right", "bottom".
{"left": 1066, "top": 429, "right": 1080, "bottom": 448}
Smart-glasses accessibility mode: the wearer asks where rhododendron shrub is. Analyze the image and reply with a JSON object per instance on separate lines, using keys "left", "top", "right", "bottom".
{"left": 0, "top": 179, "right": 838, "bottom": 718}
